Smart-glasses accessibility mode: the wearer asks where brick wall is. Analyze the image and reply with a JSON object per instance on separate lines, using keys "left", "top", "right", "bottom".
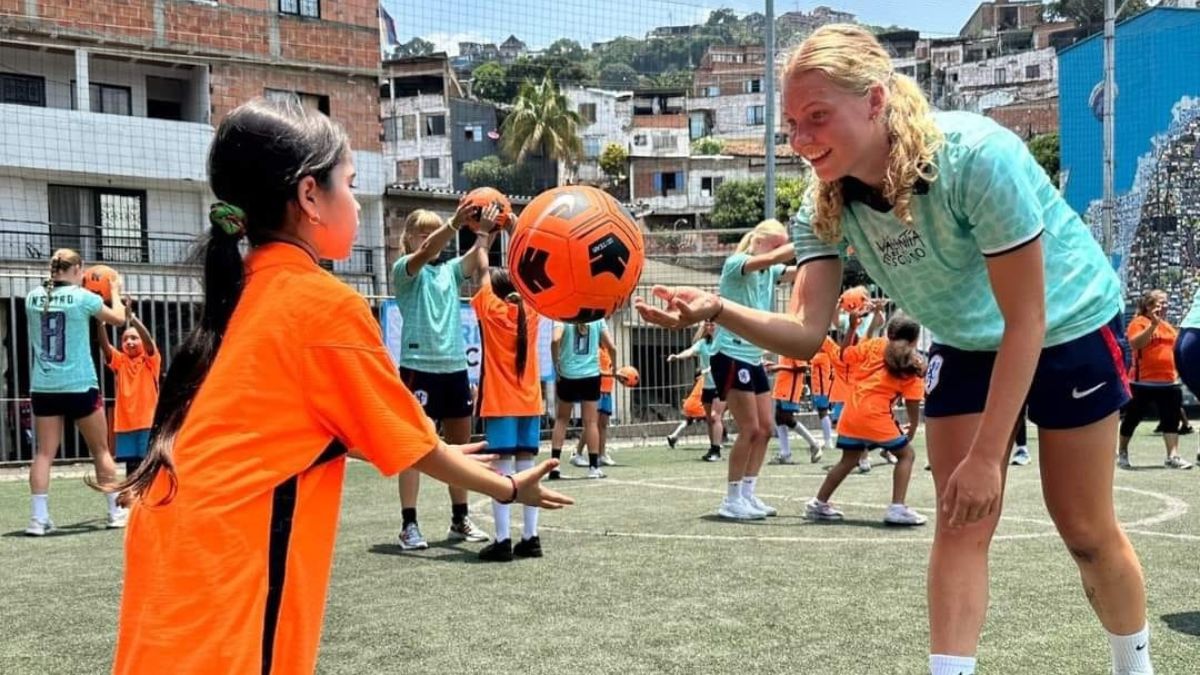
{"left": 211, "top": 64, "right": 380, "bottom": 151}
{"left": 986, "top": 98, "right": 1059, "bottom": 138}
{"left": 1, "top": 0, "right": 379, "bottom": 71}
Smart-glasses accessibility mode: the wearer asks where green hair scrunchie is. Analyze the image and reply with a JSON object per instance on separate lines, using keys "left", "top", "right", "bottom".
{"left": 209, "top": 201, "right": 247, "bottom": 238}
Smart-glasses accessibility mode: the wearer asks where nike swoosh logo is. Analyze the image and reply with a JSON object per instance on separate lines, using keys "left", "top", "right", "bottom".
{"left": 1136, "top": 643, "right": 1147, "bottom": 651}
{"left": 1072, "top": 382, "right": 1107, "bottom": 399}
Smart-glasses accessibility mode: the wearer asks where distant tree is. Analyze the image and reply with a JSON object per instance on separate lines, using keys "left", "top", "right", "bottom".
{"left": 690, "top": 136, "right": 725, "bottom": 156}
{"left": 463, "top": 155, "right": 536, "bottom": 195}
{"left": 395, "top": 37, "right": 435, "bottom": 58}
{"left": 1028, "top": 132, "right": 1060, "bottom": 183}
{"left": 710, "top": 176, "right": 808, "bottom": 236}
{"left": 546, "top": 38, "right": 586, "bottom": 61}
{"left": 598, "top": 63, "right": 639, "bottom": 89}
{"left": 471, "top": 62, "right": 509, "bottom": 103}
{"left": 599, "top": 143, "right": 629, "bottom": 183}
{"left": 501, "top": 75, "right": 583, "bottom": 170}
{"left": 1045, "top": 0, "right": 1150, "bottom": 35}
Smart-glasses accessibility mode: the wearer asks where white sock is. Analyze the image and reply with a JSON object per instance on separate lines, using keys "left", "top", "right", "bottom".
{"left": 776, "top": 425, "right": 792, "bottom": 458}
{"left": 1109, "top": 624, "right": 1153, "bottom": 674}
{"left": 794, "top": 423, "right": 819, "bottom": 447}
{"left": 105, "top": 492, "right": 121, "bottom": 516}
{"left": 741, "top": 476, "right": 757, "bottom": 500}
{"left": 726, "top": 481, "right": 741, "bottom": 500}
{"left": 492, "top": 457, "right": 515, "bottom": 542}
{"left": 820, "top": 416, "right": 833, "bottom": 446}
{"left": 515, "top": 458, "right": 538, "bottom": 540}
{"left": 668, "top": 420, "right": 688, "bottom": 440}
{"left": 31, "top": 494, "right": 49, "bottom": 522}
{"left": 929, "top": 654, "right": 976, "bottom": 675}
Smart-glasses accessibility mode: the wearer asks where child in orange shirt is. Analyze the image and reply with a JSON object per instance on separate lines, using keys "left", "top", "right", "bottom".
{"left": 99, "top": 310, "right": 161, "bottom": 476}
{"left": 804, "top": 314, "right": 927, "bottom": 526}
{"left": 104, "top": 99, "right": 571, "bottom": 675}
{"left": 767, "top": 355, "right": 822, "bottom": 463}
{"left": 472, "top": 267, "right": 548, "bottom": 562}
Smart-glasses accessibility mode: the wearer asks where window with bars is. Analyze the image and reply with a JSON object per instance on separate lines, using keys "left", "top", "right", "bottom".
{"left": 279, "top": 0, "right": 319, "bottom": 18}
{"left": 1, "top": 73, "right": 45, "bottom": 107}
{"left": 71, "top": 82, "right": 132, "bottom": 116}
{"left": 47, "top": 186, "right": 147, "bottom": 264}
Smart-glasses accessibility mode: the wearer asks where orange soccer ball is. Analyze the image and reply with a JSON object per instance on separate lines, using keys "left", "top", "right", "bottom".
{"left": 507, "top": 186, "right": 644, "bottom": 322}
{"left": 82, "top": 265, "right": 119, "bottom": 303}
{"left": 458, "top": 187, "right": 514, "bottom": 232}
{"left": 616, "top": 365, "right": 640, "bottom": 388}
{"left": 838, "top": 286, "right": 870, "bottom": 313}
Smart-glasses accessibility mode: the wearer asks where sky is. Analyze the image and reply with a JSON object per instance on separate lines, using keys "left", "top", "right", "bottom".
{"left": 386, "top": 0, "right": 985, "bottom": 57}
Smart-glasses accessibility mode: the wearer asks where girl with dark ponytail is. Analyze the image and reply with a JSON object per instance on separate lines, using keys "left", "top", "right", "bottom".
{"left": 471, "top": 265, "right": 547, "bottom": 562}
{"left": 802, "top": 311, "right": 928, "bottom": 528}
{"left": 108, "top": 99, "right": 571, "bottom": 674}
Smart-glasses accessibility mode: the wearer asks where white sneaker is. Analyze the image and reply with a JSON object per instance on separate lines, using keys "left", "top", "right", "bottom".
{"left": 1165, "top": 455, "right": 1193, "bottom": 470}
{"left": 1117, "top": 453, "right": 1132, "bottom": 470}
{"left": 398, "top": 522, "right": 429, "bottom": 550}
{"left": 1011, "top": 448, "right": 1031, "bottom": 466}
{"left": 809, "top": 444, "right": 824, "bottom": 463}
{"left": 880, "top": 450, "right": 898, "bottom": 465}
{"left": 769, "top": 453, "right": 795, "bottom": 465}
{"left": 804, "top": 497, "right": 843, "bottom": 521}
{"left": 600, "top": 453, "right": 616, "bottom": 467}
{"left": 883, "top": 504, "right": 927, "bottom": 526}
{"left": 570, "top": 453, "right": 589, "bottom": 467}
{"left": 587, "top": 466, "right": 606, "bottom": 479}
{"left": 717, "top": 496, "right": 766, "bottom": 520}
{"left": 857, "top": 458, "right": 872, "bottom": 473}
{"left": 106, "top": 507, "right": 129, "bottom": 529}
{"left": 447, "top": 516, "right": 491, "bottom": 543}
{"left": 746, "top": 495, "right": 777, "bottom": 517}
{"left": 24, "top": 517, "right": 55, "bottom": 536}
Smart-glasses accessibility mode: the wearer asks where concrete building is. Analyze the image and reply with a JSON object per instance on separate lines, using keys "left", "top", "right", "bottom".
{"left": 0, "top": 0, "right": 385, "bottom": 292}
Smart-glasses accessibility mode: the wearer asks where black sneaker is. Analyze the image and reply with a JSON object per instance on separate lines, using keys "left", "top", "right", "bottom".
{"left": 548, "top": 469, "right": 562, "bottom": 480}
{"left": 666, "top": 435, "right": 677, "bottom": 449}
{"left": 1181, "top": 424, "right": 1195, "bottom": 436}
{"left": 479, "top": 539, "right": 513, "bottom": 562}
{"left": 701, "top": 450, "right": 721, "bottom": 462}
{"left": 513, "top": 536, "right": 543, "bottom": 558}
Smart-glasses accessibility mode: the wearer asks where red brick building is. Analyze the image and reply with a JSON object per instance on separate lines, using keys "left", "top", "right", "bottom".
{"left": 985, "top": 96, "right": 1059, "bottom": 139}
{"left": 0, "top": 0, "right": 386, "bottom": 291}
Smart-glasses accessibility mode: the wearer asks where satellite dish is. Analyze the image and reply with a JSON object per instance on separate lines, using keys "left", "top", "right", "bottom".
{"left": 1089, "top": 80, "right": 1118, "bottom": 122}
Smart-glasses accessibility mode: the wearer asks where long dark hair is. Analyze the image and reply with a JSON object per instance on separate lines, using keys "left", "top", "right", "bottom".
{"left": 111, "top": 98, "right": 349, "bottom": 503}
{"left": 489, "top": 268, "right": 528, "bottom": 380}
{"left": 883, "top": 314, "right": 924, "bottom": 379}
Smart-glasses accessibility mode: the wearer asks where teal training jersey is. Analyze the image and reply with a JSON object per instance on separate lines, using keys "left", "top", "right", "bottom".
{"left": 1182, "top": 289, "right": 1200, "bottom": 330}
{"left": 391, "top": 255, "right": 468, "bottom": 373}
{"left": 557, "top": 319, "right": 606, "bottom": 379}
{"left": 692, "top": 338, "right": 716, "bottom": 388}
{"left": 713, "top": 252, "right": 784, "bottom": 363}
{"left": 791, "top": 112, "right": 1121, "bottom": 351}
{"left": 26, "top": 284, "right": 104, "bottom": 393}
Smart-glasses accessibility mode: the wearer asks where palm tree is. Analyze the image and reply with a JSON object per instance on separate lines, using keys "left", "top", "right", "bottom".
{"left": 500, "top": 74, "right": 583, "bottom": 183}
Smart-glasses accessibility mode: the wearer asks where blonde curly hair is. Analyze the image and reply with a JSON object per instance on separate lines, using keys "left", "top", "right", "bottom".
{"left": 783, "top": 24, "right": 943, "bottom": 244}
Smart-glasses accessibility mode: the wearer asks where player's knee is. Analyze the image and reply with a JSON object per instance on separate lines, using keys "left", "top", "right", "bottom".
{"left": 1054, "top": 520, "right": 1116, "bottom": 564}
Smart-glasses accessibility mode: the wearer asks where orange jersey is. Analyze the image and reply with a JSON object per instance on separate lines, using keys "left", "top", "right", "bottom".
{"left": 772, "top": 356, "right": 807, "bottom": 404}
{"left": 599, "top": 349, "right": 615, "bottom": 393}
{"left": 106, "top": 347, "right": 161, "bottom": 432}
{"left": 682, "top": 376, "right": 707, "bottom": 419}
{"left": 828, "top": 338, "right": 853, "bottom": 403}
{"left": 115, "top": 243, "right": 440, "bottom": 675}
{"left": 1127, "top": 316, "right": 1178, "bottom": 383}
{"left": 809, "top": 337, "right": 837, "bottom": 397}
{"left": 837, "top": 338, "right": 923, "bottom": 442}
{"left": 472, "top": 281, "right": 543, "bottom": 417}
